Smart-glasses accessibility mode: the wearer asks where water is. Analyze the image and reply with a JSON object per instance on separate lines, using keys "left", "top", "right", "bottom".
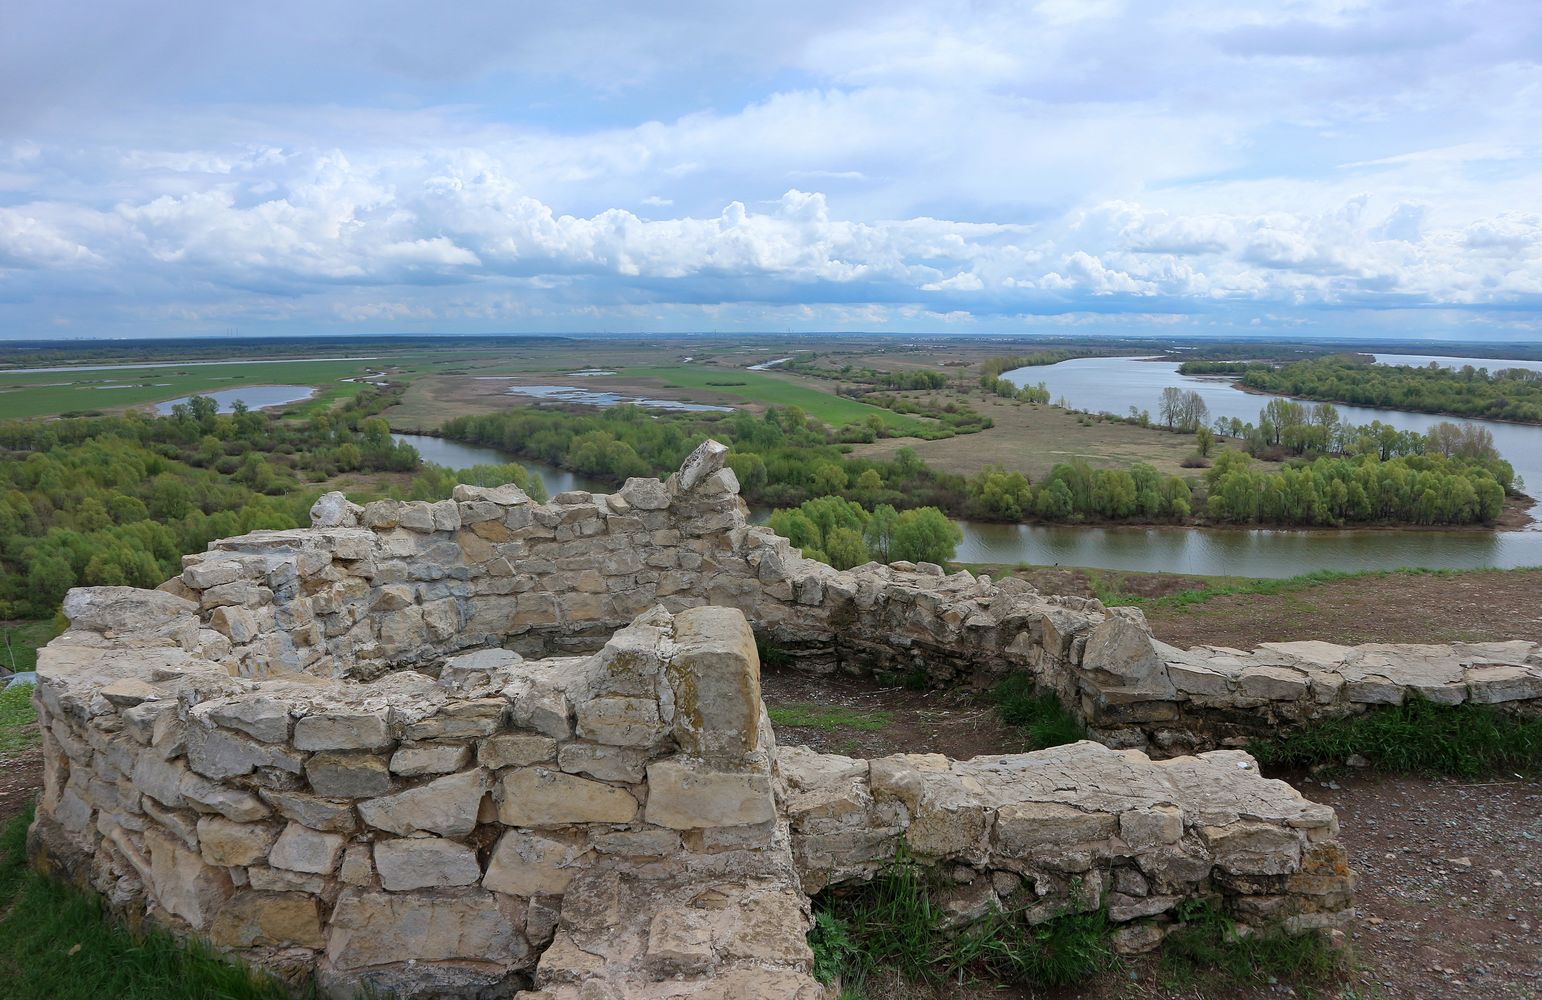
{"left": 1011, "top": 356, "right": 1542, "bottom": 514}
{"left": 154, "top": 385, "right": 314, "bottom": 414}
{"left": 748, "top": 357, "right": 793, "bottom": 370}
{"left": 391, "top": 434, "right": 613, "bottom": 495}
{"left": 476, "top": 381, "right": 733, "bottom": 412}
{"left": 3, "top": 357, "right": 376, "bottom": 374}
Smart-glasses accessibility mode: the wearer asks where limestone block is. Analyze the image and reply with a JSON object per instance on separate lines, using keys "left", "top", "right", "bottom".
{"left": 202, "top": 698, "right": 292, "bottom": 743}
{"left": 402, "top": 698, "right": 507, "bottom": 740}
{"left": 181, "top": 777, "right": 270, "bottom": 823}
{"left": 305, "top": 752, "right": 392, "bottom": 799}
{"left": 260, "top": 789, "right": 359, "bottom": 833}
{"left": 1237, "top": 666, "right": 1310, "bottom": 702}
{"left": 326, "top": 889, "right": 525, "bottom": 970}
{"left": 643, "top": 759, "right": 775, "bottom": 830}
{"left": 483, "top": 830, "right": 585, "bottom": 896}
{"left": 196, "top": 816, "right": 279, "bottom": 867}
{"left": 557, "top": 742, "right": 648, "bottom": 783}
{"left": 390, "top": 741, "right": 473, "bottom": 776}
{"left": 269, "top": 822, "right": 345, "bottom": 875}
{"left": 187, "top": 725, "right": 303, "bottom": 780}
{"left": 1202, "top": 821, "right": 1303, "bottom": 876}
{"left": 358, "top": 768, "right": 488, "bottom": 837}
{"left": 574, "top": 696, "right": 666, "bottom": 748}
{"left": 310, "top": 491, "right": 363, "bottom": 528}
{"left": 1080, "top": 611, "right": 1176, "bottom": 698}
{"left": 63, "top": 586, "right": 197, "bottom": 636}
{"left": 1119, "top": 804, "right": 1184, "bottom": 849}
{"left": 1466, "top": 663, "right": 1542, "bottom": 703}
{"left": 145, "top": 827, "right": 234, "bottom": 928}
{"left": 666, "top": 605, "right": 762, "bottom": 758}
{"left": 478, "top": 733, "right": 558, "bottom": 769}
{"left": 375, "top": 837, "right": 482, "bottom": 892}
{"left": 992, "top": 802, "right": 1119, "bottom": 857}
{"left": 293, "top": 711, "right": 392, "bottom": 751}
{"left": 619, "top": 477, "right": 671, "bottom": 510}
{"left": 496, "top": 767, "right": 638, "bottom": 826}
{"left": 210, "top": 891, "right": 326, "bottom": 949}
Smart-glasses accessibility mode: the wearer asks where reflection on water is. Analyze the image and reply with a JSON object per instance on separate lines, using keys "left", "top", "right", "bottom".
{"left": 154, "top": 385, "right": 313, "bottom": 414}
{"left": 391, "top": 434, "right": 613, "bottom": 496}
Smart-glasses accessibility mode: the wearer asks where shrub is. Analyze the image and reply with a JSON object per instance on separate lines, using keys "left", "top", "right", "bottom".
{"left": 989, "top": 675, "right": 1086, "bottom": 750}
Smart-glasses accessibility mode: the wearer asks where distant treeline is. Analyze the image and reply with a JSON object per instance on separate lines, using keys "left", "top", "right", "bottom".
{"left": 1183, "top": 355, "right": 1542, "bottom": 425}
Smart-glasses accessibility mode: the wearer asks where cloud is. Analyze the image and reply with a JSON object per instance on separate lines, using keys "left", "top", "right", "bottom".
{"left": 0, "top": 0, "right": 1539, "bottom": 337}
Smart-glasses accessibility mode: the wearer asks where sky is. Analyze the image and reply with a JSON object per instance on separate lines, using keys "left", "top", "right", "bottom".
{"left": 1, "top": 1, "right": 1540, "bottom": 341}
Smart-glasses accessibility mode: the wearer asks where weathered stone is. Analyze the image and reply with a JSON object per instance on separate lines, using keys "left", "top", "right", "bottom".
{"left": 210, "top": 892, "right": 326, "bottom": 949}
{"left": 325, "top": 890, "right": 524, "bottom": 970}
{"left": 293, "top": 711, "right": 391, "bottom": 751}
{"left": 358, "top": 768, "right": 487, "bottom": 836}
{"left": 644, "top": 759, "right": 775, "bottom": 830}
{"left": 483, "top": 830, "right": 585, "bottom": 896}
{"left": 374, "top": 837, "right": 482, "bottom": 891}
{"left": 305, "top": 752, "right": 392, "bottom": 798}
{"left": 268, "top": 822, "right": 345, "bottom": 874}
{"left": 497, "top": 767, "right": 638, "bottom": 826}
{"left": 390, "top": 741, "right": 473, "bottom": 776}
{"left": 196, "top": 816, "right": 279, "bottom": 867}
{"left": 146, "top": 827, "right": 234, "bottom": 927}
{"left": 478, "top": 733, "right": 557, "bottom": 769}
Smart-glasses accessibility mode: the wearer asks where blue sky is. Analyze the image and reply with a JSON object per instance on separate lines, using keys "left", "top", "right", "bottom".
{"left": 1, "top": 1, "right": 1539, "bottom": 340}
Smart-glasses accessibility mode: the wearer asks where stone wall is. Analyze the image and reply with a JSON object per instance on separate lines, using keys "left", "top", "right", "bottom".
{"left": 32, "top": 593, "right": 1350, "bottom": 998}
{"left": 157, "top": 438, "right": 1542, "bottom": 752}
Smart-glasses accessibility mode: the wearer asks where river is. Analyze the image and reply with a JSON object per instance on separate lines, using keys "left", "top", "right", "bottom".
{"left": 399, "top": 349, "right": 1542, "bottom": 579}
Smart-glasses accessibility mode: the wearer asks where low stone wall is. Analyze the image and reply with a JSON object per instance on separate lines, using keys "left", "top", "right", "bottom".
{"left": 32, "top": 593, "right": 1350, "bottom": 998}
{"left": 155, "top": 438, "right": 1542, "bottom": 752}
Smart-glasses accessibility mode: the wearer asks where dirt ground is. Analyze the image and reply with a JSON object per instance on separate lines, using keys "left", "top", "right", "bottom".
{"left": 1011, "top": 566, "right": 1542, "bottom": 649}
{"left": 0, "top": 747, "right": 40, "bottom": 826}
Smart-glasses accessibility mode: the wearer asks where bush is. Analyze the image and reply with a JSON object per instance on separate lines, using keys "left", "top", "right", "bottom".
{"left": 1179, "top": 453, "right": 1211, "bottom": 469}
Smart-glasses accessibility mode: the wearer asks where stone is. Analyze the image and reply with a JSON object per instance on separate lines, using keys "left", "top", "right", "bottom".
{"left": 574, "top": 696, "right": 666, "bottom": 748}
{"left": 483, "top": 830, "right": 585, "bottom": 896}
{"left": 306, "top": 752, "right": 392, "bottom": 798}
{"left": 374, "top": 837, "right": 482, "bottom": 892}
{"left": 326, "top": 890, "right": 524, "bottom": 970}
{"left": 210, "top": 892, "right": 326, "bottom": 949}
{"left": 310, "top": 491, "right": 363, "bottom": 528}
{"left": 358, "top": 768, "right": 487, "bottom": 836}
{"left": 260, "top": 789, "right": 359, "bottom": 833}
{"left": 203, "top": 698, "right": 291, "bottom": 743}
{"left": 196, "top": 816, "right": 279, "bottom": 867}
{"left": 478, "top": 733, "right": 558, "bottom": 769}
{"left": 667, "top": 605, "right": 762, "bottom": 757}
{"left": 676, "top": 439, "right": 729, "bottom": 492}
{"left": 993, "top": 802, "right": 1118, "bottom": 856}
{"left": 496, "top": 767, "right": 638, "bottom": 826}
{"left": 390, "top": 741, "right": 473, "bottom": 776}
{"left": 644, "top": 759, "right": 775, "bottom": 830}
{"left": 146, "top": 827, "right": 235, "bottom": 927}
{"left": 62, "top": 586, "right": 196, "bottom": 636}
{"left": 1081, "top": 610, "right": 1176, "bottom": 698}
{"left": 268, "top": 822, "right": 345, "bottom": 875}
{"left": 293, "top": 711, "right": 391, "bottom": 751}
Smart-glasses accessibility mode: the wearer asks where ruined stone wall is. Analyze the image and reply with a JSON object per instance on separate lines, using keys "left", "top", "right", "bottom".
{"left": 32, "top": 591, "right": 1350, "bottom": 998}
{"left": 159, "top": 438, "right": 1542, "bottom": 753}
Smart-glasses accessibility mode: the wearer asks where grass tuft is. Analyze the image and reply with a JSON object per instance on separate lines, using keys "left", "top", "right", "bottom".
{"left": 0, "top": 682, "right": 39, "bottom": 759}
{"left": 0, "top": 805, "right": 325, "bottom": 1000}
{"left": 1248, "top": 695, "right": 1542, "bottom": 778}
{"left": 809, "top": 853, "right": 1117, "bottom": 996}
{"left": 768, "top": 704, "right": 893, "bottom": 732}
{"left": 1159, "top": 899, "right": 1342, "bottom": 989}
{"left": 989, "top": 674, "right": 1086, "bottom": 750}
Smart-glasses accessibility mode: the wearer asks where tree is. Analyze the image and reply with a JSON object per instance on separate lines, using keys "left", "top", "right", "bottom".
{"left": 824, "top": 527, "right": 871, "bottom": 570}
{"left": 1158, "top": 387, "right": 1185, "bottom": 429}
{"left": 890, "top": 508, "right": 962, "bottom": 565}
{"left": 863, "top": 504, "right": 901, "bottom": 562}
{"left": 1195, "top": 427, "right": 1214, "bottom": 458}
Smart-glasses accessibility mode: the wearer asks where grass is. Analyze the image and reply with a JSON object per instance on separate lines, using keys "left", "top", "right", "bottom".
{"left": 0, "top": 683, "right": 39, "bottom": 760}
{"left": 1159, "top": 899, "right": 1342, "bottom": 993}
{"left": 1249, "top": 695, "right": 1542, "bottom": 778}
{"left": 989, "top": 674, "right": 1087, "bottom": 750}
{"left": 768, "top": 704, "right": 893, "bottom": 732}
{"left": 810, "top": 853, "right": 1117, "bottom": 996}
{"left": 0, "top": 358, "right": 381, "bottom": 420}
{"left": 0, "top": 806, "right": 322, "bottom": 1000}
{"left": 2, "top": 618, "right": 60, "bottom": 676}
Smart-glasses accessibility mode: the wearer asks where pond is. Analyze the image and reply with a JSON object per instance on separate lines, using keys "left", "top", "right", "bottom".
{"left": 475, "top": 380, "right": 733, "bottom": 412}
{"left": 153, "top": 385, "right": 315, "bottom": 414}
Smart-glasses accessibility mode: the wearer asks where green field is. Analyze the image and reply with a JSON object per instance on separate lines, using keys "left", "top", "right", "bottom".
{"left": 619, "top": 365, "right": 929, "bottom": 431}
{"left": 0, "top": 358, "right": 383, "bottom": 420}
